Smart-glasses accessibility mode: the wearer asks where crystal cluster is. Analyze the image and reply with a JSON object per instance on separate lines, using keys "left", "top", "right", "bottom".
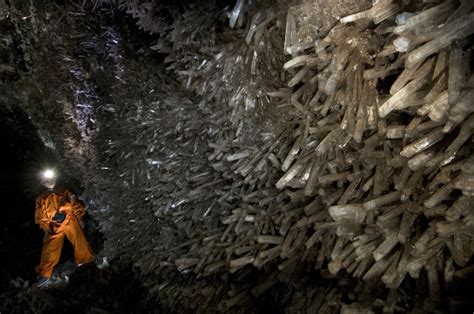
{"left": 83, "top": 0, "right": 474, "bottom": 311}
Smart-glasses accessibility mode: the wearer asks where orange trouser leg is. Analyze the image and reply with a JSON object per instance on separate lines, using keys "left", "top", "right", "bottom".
{"left": 62, "top": 217, "right": 95, "bottom": 265}
{"left": 36, "top": 232, "right": 65, "bottom": 278}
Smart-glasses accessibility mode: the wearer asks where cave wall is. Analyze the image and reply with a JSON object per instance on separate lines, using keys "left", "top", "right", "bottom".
{"left": 1, "top": 0, "right": 473, "bottom": 313}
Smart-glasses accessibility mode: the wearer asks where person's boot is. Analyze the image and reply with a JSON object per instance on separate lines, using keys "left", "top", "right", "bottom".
{"left": 35, "top": 277, "right": 52, "bottom": 288}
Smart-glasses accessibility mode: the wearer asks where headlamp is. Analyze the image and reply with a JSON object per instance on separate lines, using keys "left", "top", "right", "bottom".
{"left": 42, "top": 169, "right": 55, "bottom": 180}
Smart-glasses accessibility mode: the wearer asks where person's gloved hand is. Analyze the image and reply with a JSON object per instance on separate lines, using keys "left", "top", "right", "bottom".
{"left": 50, "top": 220, "right": 62, "bottom": 233}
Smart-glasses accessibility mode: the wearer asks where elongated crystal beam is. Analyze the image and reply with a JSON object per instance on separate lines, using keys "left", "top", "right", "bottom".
{"left": 245, "top": 12, "right": 263, "bottom": 44}
{"left": 406, "top": 12, "right": 474, "bottom": 68}
{"left": 230, "top": 255, "right": 255, "bottom": 270}
{"left": 398, "top": 210, "right": 416, "bottom": 243}
{"left": 363, "top": 191, "right": 401, "bottom": 211}
{"left": 363, "top": 250, "right": 400, "bottom": 281}
{"left": 281, "top": 135, "right": 302, "bottom": 172}
{"left": 444, "top": 88, "right": 474, "bottom": 132}
{"left": 384, "top": 247, "right": 411, "bottom": 288}
{"left": 276, "top": 155, "right": 311, "bottom": 189}
{"left": 441, "top": 115, "right": 474, "bottom": 166}
{"left": 379, "top": 58, "right": 434, "bottom": 117}
{"left": 393, "top": 1, "right": 454, "bottom": 34}
{"left": 255, "top": 235, "right": 284, "bottom": 245}
{"left": 406, "top": 239, "right": 444, "bottom": 278}
{"left": 414, "top": 226, "right": 436, "bottom": 253}
{"left": 390, "top": 62, "right": 421, "bottom": 95}
{"left": 341, "top": 0, "right": 399, "bottom": 25}
{"left": 284, "top": 11, "right": 296, "bottom": 55}
{"left": 400, "top": 127, "right": 444, "bottom": 158}
{"left": 448, "top": 46, "right": 463, "bottom": 105}
{"left": 229, "top": 0, "right": 244, "bottom": 28}
{"left": 447, "top": 0, "right": 474, "bottom": 22}
{"left": 373, "top": 232, "right": 399, "bottom": 262}
{"left": 329, "top": 204, "right": 366, "bottom": 224}
{"left": 425, "top": 91, "right": 449, "bottom": 122}
{"left": 424, "top": 181, "right": 455, "bottom": 208}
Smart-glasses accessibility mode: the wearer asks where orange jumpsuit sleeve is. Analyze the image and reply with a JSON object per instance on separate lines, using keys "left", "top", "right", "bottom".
{"left": 66, "top": 190, "right": 86, "bottom": 220}
{"left": 35, "top": 195, "right": 51, "bottom": 232}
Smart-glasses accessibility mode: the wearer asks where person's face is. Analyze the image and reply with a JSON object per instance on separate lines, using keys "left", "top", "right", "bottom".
{"left": 42, "top": 178, "right": 56, "bottom": 190}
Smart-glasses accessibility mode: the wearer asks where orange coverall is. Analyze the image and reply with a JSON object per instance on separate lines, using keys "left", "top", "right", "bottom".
{"left": 35, "top": 188, "right": 95, "bottom": 278}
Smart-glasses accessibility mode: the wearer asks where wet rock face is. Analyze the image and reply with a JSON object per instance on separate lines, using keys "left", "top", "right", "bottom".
{"left": 1, "top": 0, "right": 474, "bottom": 313}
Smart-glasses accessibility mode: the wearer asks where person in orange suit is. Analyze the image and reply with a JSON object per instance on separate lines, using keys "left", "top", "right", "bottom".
{"left": 35, "top": 169, "right": 94, "bottom": 287}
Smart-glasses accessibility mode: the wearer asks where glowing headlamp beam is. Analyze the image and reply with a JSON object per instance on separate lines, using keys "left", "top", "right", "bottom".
{"left": 43, "top": 169, "right": 55, "bottom": 179}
